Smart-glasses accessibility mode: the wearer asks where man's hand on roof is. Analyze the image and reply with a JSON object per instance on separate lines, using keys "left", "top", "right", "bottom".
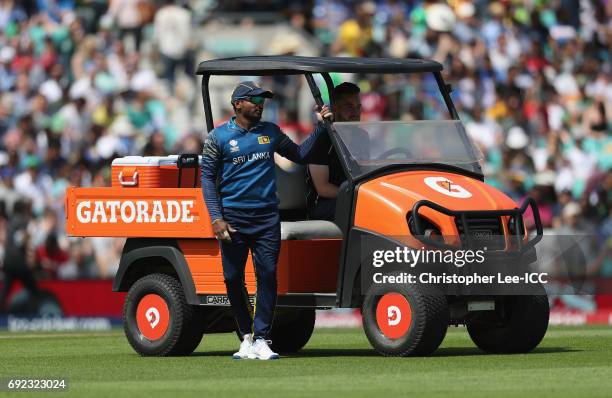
{"left": 315, "top": 105, "right": 333, "bottom": 122}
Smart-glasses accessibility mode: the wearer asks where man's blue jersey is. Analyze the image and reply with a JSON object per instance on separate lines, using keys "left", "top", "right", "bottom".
{"left": 201, "top": 116, "right": 325, "bottom": 221}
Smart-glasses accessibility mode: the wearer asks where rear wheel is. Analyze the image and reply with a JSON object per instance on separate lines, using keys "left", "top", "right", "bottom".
{"left": 362, "top": 283, "right": 449, "bottom": 356}
{"left": 123, "top": 273, "right": 203, "bottom": 356}
{"left": 466, "top": 292, "right": 549, "bottom": 354}
{"left": 269, "top": 308, "right": 316, "bottom": 353}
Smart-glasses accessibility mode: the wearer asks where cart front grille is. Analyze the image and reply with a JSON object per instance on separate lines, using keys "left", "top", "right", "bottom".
{"left": 455, "top": 216, "right": 505, "bottom": 250}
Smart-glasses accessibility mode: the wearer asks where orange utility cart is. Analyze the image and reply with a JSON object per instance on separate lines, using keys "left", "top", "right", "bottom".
{"left": 66, "top": 56, "right": 548, "bottom": 357}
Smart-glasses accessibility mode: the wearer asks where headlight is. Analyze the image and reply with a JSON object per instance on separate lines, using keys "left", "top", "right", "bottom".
{"left": 508, "top": 215, "right": 524, "bottom": 236}
{"left": 408, "top": 214, "right": 442, "bottom": 239}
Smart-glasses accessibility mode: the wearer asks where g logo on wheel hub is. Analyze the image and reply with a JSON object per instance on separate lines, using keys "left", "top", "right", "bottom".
{"left": 376, "top": 293, "right": 412, "bottom": 339}
{"left": 146, "top": 307, "right": 160, "bottom": 329}
{"left": 136, "top": 294, "right": 170, "bottom": 340}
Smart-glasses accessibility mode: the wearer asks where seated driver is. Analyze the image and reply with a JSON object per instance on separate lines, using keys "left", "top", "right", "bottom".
{"left": 307, "top": 82, "right": 364, "bottom": 221}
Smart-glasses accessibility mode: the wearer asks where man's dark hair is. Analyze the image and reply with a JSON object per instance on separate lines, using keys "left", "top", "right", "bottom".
{"left": 331, "top": 82, "right": 360, "bottom": 104}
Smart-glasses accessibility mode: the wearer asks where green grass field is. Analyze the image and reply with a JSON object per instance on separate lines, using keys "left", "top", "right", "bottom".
{"left": 1, "top": 326, "right": 611, "bottom": 397}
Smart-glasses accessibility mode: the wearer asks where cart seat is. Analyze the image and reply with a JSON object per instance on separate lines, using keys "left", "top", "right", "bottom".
{"left": 276, "top": 161, "right": 314, "bottom": 220}
{"left": 280, "top": 220, "right": 342, "bottom": 240}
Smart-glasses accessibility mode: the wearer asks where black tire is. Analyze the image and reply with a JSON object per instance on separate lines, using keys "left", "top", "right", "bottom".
{"left": 173, "top": 307, "right": 205, "bottom": 356}
{"left": 123, "top": 273, "right": 203, "bottom": 356}
{"left": 362, "top": 283, "right": 449, "bottom": 356}
{"left": 269, "top": 308, "right": 316, "bottom": 353}
{"left": 466, "top": 293, "right": 549, "bottom": 354}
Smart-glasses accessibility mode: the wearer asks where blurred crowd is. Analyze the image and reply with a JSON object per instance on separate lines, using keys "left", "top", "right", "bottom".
{"left": 0, "top": 0, "right": 204, "bottom": 286}
{"left": 0, "top": 0, "right": 610, "bottom": 288}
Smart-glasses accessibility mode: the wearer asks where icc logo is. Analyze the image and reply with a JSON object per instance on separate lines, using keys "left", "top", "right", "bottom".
{"left": 146, "top": 307, "right": 160, "bottom": 329}
{"left": 387, "top": 306, "right": 401, "bottom": 326}
{"left": 229, "top": 139, "right": 240, "bottom": 152}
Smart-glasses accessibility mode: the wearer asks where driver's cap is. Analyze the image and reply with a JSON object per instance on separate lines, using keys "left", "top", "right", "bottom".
{"left": 231, "top": 81, "right": 274, "bottom": 104}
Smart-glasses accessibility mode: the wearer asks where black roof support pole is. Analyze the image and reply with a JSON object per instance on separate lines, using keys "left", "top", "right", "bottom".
{"left": 322, "top": 73, "right": 335, "bottom": 99}
{"left": 304, "top": 73, "right": 331, "bottom": 131}
{"left": 434, "top": 71, "right": 459, "bottom": 120}
{"left": 201, "top": 74, "right": 214, "bottom": 133}
{"left": 304, "top": 73, "right": 353, "bottom": 183}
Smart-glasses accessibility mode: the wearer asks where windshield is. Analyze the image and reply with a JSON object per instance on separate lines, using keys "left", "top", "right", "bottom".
{"left": 332, "top": 120, "right": 484, "bottom": 179}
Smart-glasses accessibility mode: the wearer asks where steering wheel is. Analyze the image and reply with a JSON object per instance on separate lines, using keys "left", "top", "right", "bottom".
{"left": 376, "top": 147, "right": 413, "bottom": 160}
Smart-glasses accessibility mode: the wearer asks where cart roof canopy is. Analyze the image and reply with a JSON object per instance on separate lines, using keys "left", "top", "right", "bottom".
{"left": 196, "top": 56, "right": 443, "bottom": 75}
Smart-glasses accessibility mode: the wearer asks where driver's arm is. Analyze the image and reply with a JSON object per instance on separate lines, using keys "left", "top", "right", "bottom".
{"left": 308, "top": 164, "right": 338, "bottom": 198}
{"left": 275, "top": 123, "right": 326, "bottom": 165}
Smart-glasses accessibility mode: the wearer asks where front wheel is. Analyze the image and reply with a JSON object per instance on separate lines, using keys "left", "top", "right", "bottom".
{"left": 466, "top": 292, "right": 549, "bottom": 354}
{"left": 123, "top": 273, "right": 203, "bottom": 356}
{"left": 361, "top": 283, "right": 449, "bottom": 356}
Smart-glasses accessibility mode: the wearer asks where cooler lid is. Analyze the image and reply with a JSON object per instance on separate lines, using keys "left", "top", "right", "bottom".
{"left": 111, "top": 155, "right": 179, "bottom": 166}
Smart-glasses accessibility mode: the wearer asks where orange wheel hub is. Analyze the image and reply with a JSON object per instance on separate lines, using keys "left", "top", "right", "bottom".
{"left": 376, "top": 293, "right": 412, "bottom": 339}
{"left": 136, "top": 294, "right": 170, "bottom": 340}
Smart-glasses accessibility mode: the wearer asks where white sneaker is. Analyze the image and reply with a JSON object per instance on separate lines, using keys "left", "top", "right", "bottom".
{"left": 232, "top": 334, "right": 253, "bottom": 359}
{"left": 248, "top": 338, "right": 279, "bottom": 360}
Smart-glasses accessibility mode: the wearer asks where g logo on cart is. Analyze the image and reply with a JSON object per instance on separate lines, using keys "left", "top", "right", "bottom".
{"left": 424, "top": 176, "right": 472, "bottom": 198}
{"left": 376, "top": 293, "right": 412, "bottom": 339}
{"left": 146, "top": 307, "right": 160, "bottom": 329}
{"left": 387, "top": 305, "right": 401, "bottom": 326}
